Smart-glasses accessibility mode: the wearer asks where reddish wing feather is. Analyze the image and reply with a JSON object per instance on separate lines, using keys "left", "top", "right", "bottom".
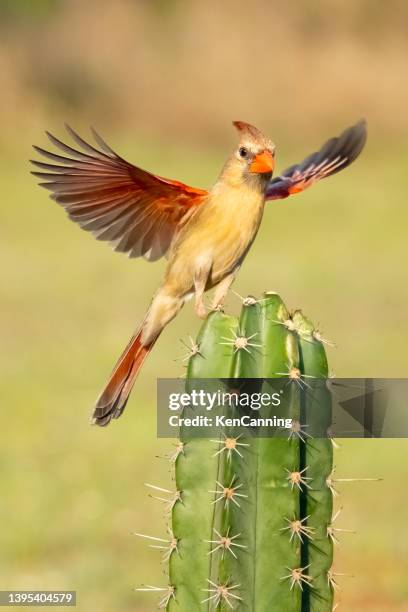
{"left": 31, "top": 126, "right": 207, "bottom": 261}
{"left": 265, "top": 120, "right": 367, "bottom": 201}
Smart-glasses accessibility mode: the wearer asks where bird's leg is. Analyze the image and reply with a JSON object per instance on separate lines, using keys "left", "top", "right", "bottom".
{"left": 211, "top": 269, "right": 238, "bottom": 311}
{"left": 194, "top": 266, "right": 211, "bottom": 320}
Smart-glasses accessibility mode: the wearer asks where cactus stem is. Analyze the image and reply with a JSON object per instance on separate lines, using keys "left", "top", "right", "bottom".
{"left": 210, "top": 434, "right": 250, "bottom": 459}
{"left": 205, "top": 527, "right": 246, "bottom": 559}
{"left": 178, "top": 336, "right": 203, "bottom": 362}
{"left": 201, "top": 579, "right": 242, "bottom": 608}
{"left": 145, "top": 484, "right": 182, "bottom": 511}
{"left": 281, "top": 565, "right": 313, "bottom": 591}
{"left": 286, "top": 467, "right": 313, "bottom": 491}
{"left": 134, "top": 584, "right": 175, "bottom": 608}
{"left": 280, "top": 516, "right": 315, "bottom": 543}
{"left": 220, "top": 328, "right": 262, "bottom": 353}
{"left": 210, "top": 476, "right": 248, "bottom": 508}
{"left": 164, "top": 297, "right": 340, "bottom": 610}
{"left": 288, "top": 420, "right": 313, "bottom": 442}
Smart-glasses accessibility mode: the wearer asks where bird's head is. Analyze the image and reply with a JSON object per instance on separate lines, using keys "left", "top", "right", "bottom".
{"left": 220, "top": 120, "right": 275, "bottom": 190}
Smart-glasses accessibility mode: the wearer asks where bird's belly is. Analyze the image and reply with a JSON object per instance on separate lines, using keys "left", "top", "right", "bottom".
{"left": 208, "top": 223, "right": 256, "bottom": 285}
{"left": 165, "top": 193, "right": 265, "bottom": 295}
{"left": 203, "top": 214, "right": 263, "bottom": 288}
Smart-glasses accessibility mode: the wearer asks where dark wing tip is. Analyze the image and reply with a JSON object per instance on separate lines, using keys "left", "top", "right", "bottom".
{"left": 265, "top": 119, "right": 367, "bottom": 201}
{"left": 348, "top": 118, "right": 368, "bottom": 144}
{"left": 333, "top": 118, "right": 368, "bottom": 170}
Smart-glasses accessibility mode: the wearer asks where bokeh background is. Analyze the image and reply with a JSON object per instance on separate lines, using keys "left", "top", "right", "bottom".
{"left": 1, "top": 1, "right": 407, "bottom": 610}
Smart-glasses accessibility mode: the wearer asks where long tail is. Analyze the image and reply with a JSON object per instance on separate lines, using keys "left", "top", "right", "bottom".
{"left": 91, "top": 288, "right": 184, "bottom": 426}
{"left": 91, "top": 327, "right": 159, "bottom": 427}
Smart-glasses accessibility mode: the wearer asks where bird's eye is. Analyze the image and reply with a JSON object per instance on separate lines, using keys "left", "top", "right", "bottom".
{"left": 238, "top": 147, "right": 248, "bottom": 158}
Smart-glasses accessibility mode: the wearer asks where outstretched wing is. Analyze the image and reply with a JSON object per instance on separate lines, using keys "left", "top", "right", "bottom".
{"left": 31, "top": 126, "right": 208, "bottom": 261}
{"left": 266, "top": 120, "right": 367, "bottom": 201}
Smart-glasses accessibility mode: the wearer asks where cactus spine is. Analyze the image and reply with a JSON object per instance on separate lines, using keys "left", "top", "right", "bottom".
{"left": 158, "top": 293, "right": 336, "bottom": 610}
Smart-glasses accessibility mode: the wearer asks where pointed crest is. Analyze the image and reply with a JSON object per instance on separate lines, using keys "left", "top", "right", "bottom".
{"left": 232, "top": 120, "right": 274, "bottom": 151}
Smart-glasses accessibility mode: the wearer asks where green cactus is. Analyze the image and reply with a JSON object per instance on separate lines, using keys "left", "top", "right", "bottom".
{"left": 141, "top": 293, "right": 338, "bottom": 611}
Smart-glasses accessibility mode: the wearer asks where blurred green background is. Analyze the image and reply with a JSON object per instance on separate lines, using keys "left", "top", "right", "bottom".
{"left": 0, "top": 1, "right": 407, "bottom": 610}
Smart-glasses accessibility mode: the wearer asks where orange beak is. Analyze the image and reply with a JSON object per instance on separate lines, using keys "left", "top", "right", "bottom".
{"left": 249, "top": 150, "right": 274, "bottom": 174}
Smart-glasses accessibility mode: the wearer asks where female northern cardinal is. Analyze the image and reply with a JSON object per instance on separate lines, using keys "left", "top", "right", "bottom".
{"left": 32, "top": 120, "right": 366, "bottom": 425}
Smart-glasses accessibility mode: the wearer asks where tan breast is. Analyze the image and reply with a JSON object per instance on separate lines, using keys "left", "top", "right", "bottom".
{"left": 165, "top": 182, "right": 265, "bottom": 295}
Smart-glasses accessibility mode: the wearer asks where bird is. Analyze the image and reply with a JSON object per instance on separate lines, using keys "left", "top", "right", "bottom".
{"left": 31, "top": 119, "right": 367, "bottom": 426}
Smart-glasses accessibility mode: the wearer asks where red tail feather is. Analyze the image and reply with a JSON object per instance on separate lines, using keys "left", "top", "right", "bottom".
{"left": 91, "top": 329, "right": 158, "bottom": 426}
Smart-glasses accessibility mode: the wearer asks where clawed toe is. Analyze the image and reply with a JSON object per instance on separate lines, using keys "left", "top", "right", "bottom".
{"left": 211, "top": 303, "right": 224, "bottom": 313}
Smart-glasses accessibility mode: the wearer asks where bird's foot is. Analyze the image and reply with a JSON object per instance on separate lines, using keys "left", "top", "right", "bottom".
{"left": 195, "top": 301, "right": 208, "bottom": 320}
{"left": 210, "top": 302, "right": 224, "bottom": 313}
